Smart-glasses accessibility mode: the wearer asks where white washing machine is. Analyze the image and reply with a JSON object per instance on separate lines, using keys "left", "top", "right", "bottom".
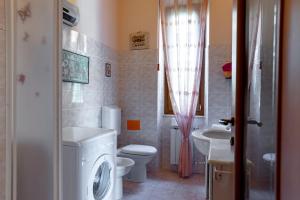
{"left": 63, "top": 127, "right": 117, "bottom": 200}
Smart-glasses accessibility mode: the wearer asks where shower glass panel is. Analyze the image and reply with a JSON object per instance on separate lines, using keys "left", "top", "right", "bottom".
{"left": 244, "top": 0, "right": 280, "bottom": 199}
{"left": 13, "top": 0, "right": 60, "bottom": 199}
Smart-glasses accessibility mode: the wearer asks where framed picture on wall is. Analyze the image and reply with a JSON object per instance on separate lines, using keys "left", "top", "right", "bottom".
{"left": 105, "top": 63, "right": 112, "bottom": 77}
{"left": 129, "top": 31, "right": 150, "bottom": 50}
{"left": 62, "top": 50, "right": 89, "bottom": 84}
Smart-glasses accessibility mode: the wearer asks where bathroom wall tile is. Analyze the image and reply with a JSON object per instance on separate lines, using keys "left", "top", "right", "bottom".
{"left": 209, "top": 76, "right": 231, "bottom": 95}
{"left": 62, "top": 28, "right": 119, "bottom": 129}
{"left": 118, "top": 49, "right": 160, "bottom": 171}
{"left": 62, "top": 108, "right": 101, "bottom": 128}
{"left": 207, "top": 45, "right": 232, "bottom": 127}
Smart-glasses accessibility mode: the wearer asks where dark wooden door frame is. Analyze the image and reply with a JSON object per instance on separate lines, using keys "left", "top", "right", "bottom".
{"left": 232, "top": 0, "right": 247, "bottom": 199}
{"left": 276, "top": 0, "right": 284, "bottom": 198}
{"left": 233, "top": 0, "right": 283, "bottom": 199}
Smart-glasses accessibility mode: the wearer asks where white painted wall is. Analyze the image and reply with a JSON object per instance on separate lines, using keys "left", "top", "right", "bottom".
{"left": 67, "top": 0, "right": 158, "bottom": 51}
{"left": 118, "top": 0, "right": 159, "bottom": 50}
{"left": 209, "top": 0, "right": 232, "bottom": 46}
{"left": 67, "top": 0, "right": 119, "bottom": 50}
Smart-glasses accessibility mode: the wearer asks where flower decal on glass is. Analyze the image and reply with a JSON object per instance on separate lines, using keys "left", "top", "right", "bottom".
{"left": 17, "top": 3, "right": 32, "bottom": 23}
{"left": 41, "top": 36, "right": 47, "bottom": 45}
{"left": 23, "top": 32, "right": 30, "bottom": 42}
{"left": 35, "top": 92, "right": 40, "bottom": 97}
{"left": 18, "top": 74, "right": 26, "bottom": 85}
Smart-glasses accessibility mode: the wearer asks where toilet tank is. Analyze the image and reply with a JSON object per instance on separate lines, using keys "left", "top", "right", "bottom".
{"left": 102, "top": 105, "right": 121, "bottom": 135}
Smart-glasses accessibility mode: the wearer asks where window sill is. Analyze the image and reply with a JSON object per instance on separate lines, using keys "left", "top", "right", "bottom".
{"left": 163, "top": 114, "right": 205, "bottom": 119}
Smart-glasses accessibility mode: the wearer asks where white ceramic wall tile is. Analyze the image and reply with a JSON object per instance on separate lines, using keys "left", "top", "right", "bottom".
{"left": 62, "top": 28, "right": 120, "bottom": 129}
{"left": 207, "top": 45, "right": 232, "bottom": 126}
{"left": 118, "top": 49, "right": 160, "bottom": 170}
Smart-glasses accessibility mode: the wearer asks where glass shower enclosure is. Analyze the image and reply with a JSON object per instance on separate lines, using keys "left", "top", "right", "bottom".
{"left": 244, "top": 0, "right": 280, "bottom": 199}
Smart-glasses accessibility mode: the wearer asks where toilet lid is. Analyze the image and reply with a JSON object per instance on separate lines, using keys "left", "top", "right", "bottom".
{"left": 120, "top": 145, "right": 157, "bottom": 156}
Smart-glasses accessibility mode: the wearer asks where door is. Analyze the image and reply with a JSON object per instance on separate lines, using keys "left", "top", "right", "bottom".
{"left": 7, "top": 0, "right": 62, "bottom": 199}
{"left": 232, "top": 0, "right": 247, "bottom": 198}
{"left": 243, "top": 0, "right": 280, "bottom": 199}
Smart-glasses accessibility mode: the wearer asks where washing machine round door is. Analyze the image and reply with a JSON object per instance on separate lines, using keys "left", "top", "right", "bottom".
{"left": 88, "top": 155, "right": 114, "bottom": 200}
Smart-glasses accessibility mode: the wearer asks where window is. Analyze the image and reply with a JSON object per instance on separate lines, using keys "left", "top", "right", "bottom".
{"left": 162, "top": 10, "right": 206, "bottom": 116}
{"left": 164, "top": 65, "right": 205, "bottom": 116}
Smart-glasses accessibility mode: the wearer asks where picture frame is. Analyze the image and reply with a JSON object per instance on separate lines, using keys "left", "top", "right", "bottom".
{"left": 129, "top": 31, "right": 150, "bottom": 50}
{"left": 62, "top": 49, "right": 89, "bottom": 84}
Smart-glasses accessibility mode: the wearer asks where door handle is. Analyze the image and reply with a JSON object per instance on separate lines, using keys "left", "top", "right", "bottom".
{"left": 247, "top": 119, "right": 263, "bottom": 127}
{"left": 219, "top": 118, "right": 234, "bottom": 126}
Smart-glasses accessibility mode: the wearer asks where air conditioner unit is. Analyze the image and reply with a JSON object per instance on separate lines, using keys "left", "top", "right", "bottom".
{"left": 63, "top": 1, "right": 80, "bottom": 27}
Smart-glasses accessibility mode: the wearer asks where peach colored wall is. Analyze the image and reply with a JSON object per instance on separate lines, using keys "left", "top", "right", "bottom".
{"left": 117, "top": 0, "right": 231, "bottom": 50}
{"left": 68, "top": 0, "right": 119, "bottom": 50}
{"left": 209, "top": 0, "right": 232, "bottom": 46}
{"left": 69, "top": 0, "right": 231, "bottom": 51}
{"left": 280, "top": 0, "right": 300, "bottom": 198}
{"left": 118, "top": 0, "right": 159, "bottom": 51}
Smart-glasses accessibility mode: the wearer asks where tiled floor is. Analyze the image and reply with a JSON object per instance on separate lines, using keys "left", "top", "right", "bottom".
{"left": 122, "top": 170, "right": 206, "bottom": 200}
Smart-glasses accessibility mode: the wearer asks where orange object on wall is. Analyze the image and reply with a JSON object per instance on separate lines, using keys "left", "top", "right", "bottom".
{"left": 127, "top": 120, "right": 141, "bottom": 131}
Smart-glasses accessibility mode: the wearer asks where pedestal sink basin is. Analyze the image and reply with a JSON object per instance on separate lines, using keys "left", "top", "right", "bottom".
{"left": 192, "top": 125, "right": 232, "bottom": 199}
{"left": 192, "top": 127, "right": 232, "bottom": 156}
{"left": 202, "top": 129, "right": 232, "bottom": 140}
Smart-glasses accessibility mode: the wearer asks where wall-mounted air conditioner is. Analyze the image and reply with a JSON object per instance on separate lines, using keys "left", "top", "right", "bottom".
{"left": 63, "top": 1, "right": 80, "bottom": 27}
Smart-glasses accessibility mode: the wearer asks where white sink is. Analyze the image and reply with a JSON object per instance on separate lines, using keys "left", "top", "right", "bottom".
{"left": 202, "top": 129, "right": 232, "bottom": 140}
{"left": 192, "top": 128, "right": 232, "bottom": 156}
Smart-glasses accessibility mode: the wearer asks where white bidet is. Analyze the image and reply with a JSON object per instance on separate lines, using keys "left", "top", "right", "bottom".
{"left": 115, "top": 157, "right": 135, "bottom": 200}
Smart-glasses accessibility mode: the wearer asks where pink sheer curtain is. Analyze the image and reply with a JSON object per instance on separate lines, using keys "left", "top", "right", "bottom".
{"left": 160, "top": 0, "right": 208, "bottom": 177}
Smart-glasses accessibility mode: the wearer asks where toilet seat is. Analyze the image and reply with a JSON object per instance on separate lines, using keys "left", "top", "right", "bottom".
{"left": 118, "top": 144, "right": 157, "bottom": 182}
{"left": 120, "top": 145, "right": 157, "bottom": 156}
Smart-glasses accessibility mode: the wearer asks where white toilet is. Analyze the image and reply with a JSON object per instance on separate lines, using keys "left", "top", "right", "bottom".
{"left": 118, "top": 144, "right": 157, "bottom": 182}
{"left": 102, "top": 105, "right": 158, "bottom": 183}
{"left": 116, "top": 157, "right": 135, "bottom": 199}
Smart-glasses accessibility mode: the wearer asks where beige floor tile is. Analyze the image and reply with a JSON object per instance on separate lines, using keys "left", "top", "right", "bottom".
{"left": 122, "top": 169, "right": 206, "bottom": 200}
